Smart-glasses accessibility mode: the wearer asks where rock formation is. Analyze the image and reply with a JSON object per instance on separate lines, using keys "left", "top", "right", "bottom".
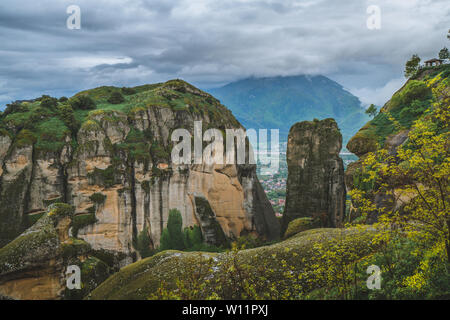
{"left": 0, "top": 80, "right": 280, "bottom": 266}
{"left": 0, "top": 204, "right": 111, "bottom": 300}
{"left": 281, "top": 119, "right": 346, "bottom": 234}
{"left": 345, "top": 73, "right": 435, "bottom": 224}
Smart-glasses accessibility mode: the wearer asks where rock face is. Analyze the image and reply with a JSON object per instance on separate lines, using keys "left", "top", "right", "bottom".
{"left": 193, "top": 195, "right": 228, "bottom": 247}
{"left": 0, "top": 80, "right": 279, "bottom": 263}
{"left": 282, "top": 119, "right": 346, "bottom": 234}
{"left": 0, "top": 204, "right": 111, "bottom": 300}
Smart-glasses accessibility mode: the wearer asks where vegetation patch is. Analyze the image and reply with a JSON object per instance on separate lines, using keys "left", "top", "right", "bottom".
{"left": 89, "top": 227, "right": 380, "bottom": 300}
{"left": 72, "top": 213, "right": 97, "bottom": 238}
{"left": 284, "top": 217, "right": 317, "bottom": 239}
{"left": 107, "top": 92, "right": 125, "bottom": 104}
{"left": 89, "top": 193, "right": 107, "bottom": 205}
{"left": 87, "top": 166, "right": 116, "bottom": 188}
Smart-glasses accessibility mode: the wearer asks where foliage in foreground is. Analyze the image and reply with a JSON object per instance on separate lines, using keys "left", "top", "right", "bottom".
{"left": 346, "top": 75, "right": 450, "bottom": 299}
{"left": 89, "top": 227, "right": 381, "bottom": 300}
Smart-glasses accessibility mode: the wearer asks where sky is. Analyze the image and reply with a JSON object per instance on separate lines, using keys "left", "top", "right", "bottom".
{"left": 0, "top": 0, "right": 449, "bottom": 109}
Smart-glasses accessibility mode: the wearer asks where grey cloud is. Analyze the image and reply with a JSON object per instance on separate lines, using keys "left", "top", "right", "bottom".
{"left": 0, "top": 0, "right": 449, "bottom": 108}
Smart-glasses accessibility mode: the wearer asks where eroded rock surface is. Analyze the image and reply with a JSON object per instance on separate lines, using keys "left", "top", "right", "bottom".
{"left": 0, "top": 204, "right": 110, "bottom": 300}
{"left": 282, "top": 119, "right": 346, "bottom": 233}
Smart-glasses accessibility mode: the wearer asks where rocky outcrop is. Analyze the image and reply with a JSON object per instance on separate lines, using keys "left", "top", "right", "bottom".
{"left": 345, "top": 72, "right": 437, "bottom": 224}
{"left": 282, "top": 119, "right": 346, "bottom": 234}
{"left": 0, "top": 204, "right": 111, "bottom": 300}
{"left": 0, "top": 80, "right": 279, "bottom": 263}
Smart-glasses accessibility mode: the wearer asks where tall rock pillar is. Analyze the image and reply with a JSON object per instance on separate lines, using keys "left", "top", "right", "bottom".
{"left": 282, "top": 119, "right": 346, "bottom": 234}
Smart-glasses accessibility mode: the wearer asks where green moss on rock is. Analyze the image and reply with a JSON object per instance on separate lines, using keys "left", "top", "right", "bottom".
{"left": 284, "top": 217, "right": 317, "bottom": 239}
{"left": 72, "top": 213, "right": 97, "bottom": 238}
{"left": 89, "top": 227, "right": 380, "bottom": 300}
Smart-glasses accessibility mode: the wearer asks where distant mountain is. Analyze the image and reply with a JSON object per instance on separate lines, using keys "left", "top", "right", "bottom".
{"left": 208, "top": 75, "right": 369, "bottom": 145}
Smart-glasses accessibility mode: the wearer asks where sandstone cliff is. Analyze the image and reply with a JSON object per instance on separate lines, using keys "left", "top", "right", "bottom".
{"left": 282, "top": 119, "right": 346, "bottom": 233}
{"left": 0, "top": 204, "right": 111, "bottom": 300}
{"left": 0, "top": 80, "right": 279, "bottom": 264}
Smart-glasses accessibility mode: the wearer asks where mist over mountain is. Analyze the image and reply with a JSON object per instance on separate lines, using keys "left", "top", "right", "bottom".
{"left": 208, "top": 75, "right": 369, "bottom": 145}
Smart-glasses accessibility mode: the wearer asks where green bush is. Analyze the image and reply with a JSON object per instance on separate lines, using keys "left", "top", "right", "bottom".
{"left": 35, "top": 118, "right": 70, "bottom": 153}
{"left": 183, "top": 225, "right": 203, "bottom": 249}
{"left": 89, "top": 193, "right": 107, "bottom": 205}
{"left": 136, "top": 227, "right": 154, "bottom": 258}
{"left": 121, "top": 87, "right": 136, "bottom": 95}
{"left": 1, "top": 102, "right": 24, "bottom": 118}
{"left": 233, "top": 234, "right": 263, "bottom": 249}
{"left": 57, "top": 103, "right": 79, "bottom": 132}
{"left": 87, "top": 166, "right": 116, "bottom": 188}
{"left": 389, "top": 80, "right": 431, "bottom": 111}
{"left": 14, "top": 129, "right": 36, "bottom": 147}
{"left": 107, "top": 92, "right": 125, "bottom": 104}
{"left": 40, "top": 96, "right": 58, "bottom": 109}
{"left": 160, "top": 209, "right": 185, "bottom": 251}
{"left": 69, "top": 95, "right": 96, "bottom": 110}
{"left": 358, "top": 238, "right": 450, "bottom": 300}
{"left": 284, "top": 217, "right": 316, "bottom": 239}
{"left": 72, "top": 212, "right": 97, "bottom": 238}
{"left": 397, "top": 99, "right": 429, "bottom": 128}
{"left": 158, "top": 210, "right": 223, "bottom": 253}
{"left": 150, "top": 142, "right": 169, "bottom": 160}
{"left": 117, "top": 129, "right": 150, "bottom": 162}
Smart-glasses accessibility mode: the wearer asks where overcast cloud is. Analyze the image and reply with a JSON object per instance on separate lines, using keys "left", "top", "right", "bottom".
{"left": 0, "top": 0, "right": 449, "bottom": 109}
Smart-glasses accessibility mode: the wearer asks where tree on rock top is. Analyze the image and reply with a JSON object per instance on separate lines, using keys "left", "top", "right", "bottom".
{"left": 404, "top": 54, "right": 421, "bottom": 78}
{"left": 439, "top": 47, "right": 449, "bottom": 60}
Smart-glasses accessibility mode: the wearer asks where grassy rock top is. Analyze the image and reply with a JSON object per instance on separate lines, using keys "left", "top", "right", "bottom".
{"left": 89, "top": 226, "right": 379, "bottom": 300}
{"left": 287, "top": 118, "right": 342, "bottom": 158}
{"left": 0, "top": 79, "right": 241, "bottom": 158}
{"left": 347, "top": 64, "right": 450, "bottom": 157}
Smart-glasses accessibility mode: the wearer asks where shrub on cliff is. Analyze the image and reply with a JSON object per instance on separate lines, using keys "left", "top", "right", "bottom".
{"left": 158, "top": 210, "right": 222, "bottom": 253}
{"left": 57, "top": 103, "right": 79, "bottom": 132}
{"left": 136, "top": 227, "right": 154, "bottom": 258}
{"left": 39, "top": 96, "right": 58, "bottom": 110}
{"left": 388, "top": 80, "right": 431, "bottom": 111}
{"left": 183, "top": 225, "right": 203, "bottom": 249}
{"left": 404, "top": 54, "right": 421, "bottom": 78}
{"left": 69, "top": 95, "right": 96, "bottom": 110}
{"left": 160, "top": 209, "right": 186, "bottom": 251}
{"left": 121, "top": 87, "right": 136, "bottom": 95}
{"left": 107, "top": 91, "right": 125, "bottom": 104}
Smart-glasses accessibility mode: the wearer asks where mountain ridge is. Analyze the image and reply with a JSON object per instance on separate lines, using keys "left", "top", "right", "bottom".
{"left": 208, "top": 75, "right": 369, "bottom": 144}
